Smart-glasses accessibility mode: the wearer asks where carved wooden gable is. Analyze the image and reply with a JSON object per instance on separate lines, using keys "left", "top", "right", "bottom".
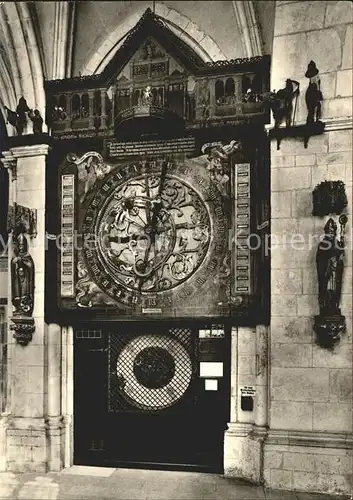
{"left": 44, "top": 8, "right": 270, "bottom": 139}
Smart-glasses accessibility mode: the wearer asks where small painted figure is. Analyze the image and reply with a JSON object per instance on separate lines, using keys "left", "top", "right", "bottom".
{"left": 29, "top": 109, "right": 43, "bottom": 134}
{"left": 305, "top": 61, "right": 323, "bottom": 124}
{"left": 5, "top": 97, "right": 30, "bottom": 135}
{"left": 202, "top": 140, "right": 241, "bottom": 196}
{"left": 141, "top": 85, "right": 153, "bottom": 106}
{"left": 11, "top": 230, "right": 35, "bottom": 316}
{"left": 270, "top": 79, "right": 300, "bottom": 128}
{"left": 316, "top": 217, "right": 345, "bottom": 316}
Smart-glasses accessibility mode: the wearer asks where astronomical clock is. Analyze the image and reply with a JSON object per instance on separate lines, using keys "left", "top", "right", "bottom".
{"left": 53, "top": 130, "right": 269, "bottom": 323}
{"left": 46, "top": 8, "right": 270, "bottom": 324}
{"left": 57, "top": 139, "right": 260, "bottom": 320}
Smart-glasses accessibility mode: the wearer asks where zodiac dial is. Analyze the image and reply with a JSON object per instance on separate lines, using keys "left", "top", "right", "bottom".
{"left": 81, "top": 159, "right": 229, "bottom": 316}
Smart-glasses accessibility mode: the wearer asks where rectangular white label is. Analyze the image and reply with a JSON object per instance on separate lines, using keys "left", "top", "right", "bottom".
{"left": 200, "top": 362, "right": 223, "bottom": 378}
{"left": 205, "top": 379, "right": 218, "bottom": 391}
{"left": 142, "top": 308, "right": 162, "bottom": 314}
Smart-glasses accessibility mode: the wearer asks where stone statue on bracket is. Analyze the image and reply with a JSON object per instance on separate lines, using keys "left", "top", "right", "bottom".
{"left": 28, "top": 109, "right": 44, "bottom": 135}
{"left": 7, "top": 204, "right": 37, "bottom": 346}
{"left": 5, "top": 97, "right": 43, "bottom": 136}
{"left": 314, "top": 214, "right": 347, "bottom": 349}
{"left": 316, "top": 217, "right": 345, "bottom": 315}
{"left": 11, "top": 229, "right": 35, "bottom": 317}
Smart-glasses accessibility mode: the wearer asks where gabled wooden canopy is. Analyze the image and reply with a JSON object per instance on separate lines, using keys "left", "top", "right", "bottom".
{"left": 44, "top": 7, "right": 270, "bottom": 93}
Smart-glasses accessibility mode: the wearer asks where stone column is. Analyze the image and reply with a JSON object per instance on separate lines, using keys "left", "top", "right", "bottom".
{"left": 88, "top": 91, "right": 94, "bottom": 129}
{"left": 100, "top": 89, "right": 107, "bottom": 130}
{"left": 3, "top": 143, "right": 50, "bottom": 472}
{"left": 47, "top": 323, "right": 64, "bottom": 471}
{"left": 61, "top": 325, "right": 74, "bottom": 468}
{"left": 0, "top": 153, "right": 15, "bottom": 472}
{"left": 237, "top": 326, "right": 256, "bottom": 424}
{"left": 224, "top": 326, "right": 261, "bottom": 482}
{"left": 255, "top": 325, "right": 269, "bottom": 428}
{"left": 229, "top": 327, "right": 238, "bottom": 422}
{"left": 65, "top": 93, "right": 72, "bottom": 130}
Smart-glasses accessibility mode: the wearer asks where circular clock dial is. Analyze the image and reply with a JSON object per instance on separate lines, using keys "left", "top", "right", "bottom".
{"left": 116, "top": 335, "right": 193, "bottom": 410}
{"left": 90, "top": 166, "right": 210, "bottom": 294}
{"left": 81, "top": 160, "right": 229, "bottom": 313}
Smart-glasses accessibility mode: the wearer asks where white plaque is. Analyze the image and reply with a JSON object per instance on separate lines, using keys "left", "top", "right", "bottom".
{"left": 240, "top": 385, "right": 256, "bottom": 396}
{"left": 199, "top": 362, "right": 223, "bottom": 378}
{"left": 205, "top": 379, "right": 218, "bottom": 391}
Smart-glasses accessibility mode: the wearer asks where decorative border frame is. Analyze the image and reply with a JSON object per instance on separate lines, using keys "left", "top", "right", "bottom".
{"left": 60, "top": 173, "right": 76, "bottom": 297}
{"left": 233, "top": 163, "right": 251, "bottom": 295}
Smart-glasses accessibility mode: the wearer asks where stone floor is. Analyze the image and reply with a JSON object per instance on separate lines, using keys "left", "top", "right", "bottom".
{"left": 0, "top": 467, "right": 351, "bottom": 500}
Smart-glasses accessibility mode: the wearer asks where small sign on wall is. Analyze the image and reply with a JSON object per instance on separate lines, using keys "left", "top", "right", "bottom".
{"left": 240, "top": 386, "right": 256, "bottom": 412}
{"left": 240, "top": 385, "right": 256, "bottom": 396}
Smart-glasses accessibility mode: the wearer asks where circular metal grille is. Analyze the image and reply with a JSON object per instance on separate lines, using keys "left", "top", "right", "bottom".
{"left": 133, "top": 346, "right": 175, "bottom": 389}
{"left": 116, "top": 335, "right": 193, "bottom": 411}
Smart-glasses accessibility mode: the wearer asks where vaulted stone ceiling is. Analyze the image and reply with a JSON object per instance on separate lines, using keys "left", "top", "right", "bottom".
{"left": 0, "top": 0, "right": 275, "bottom": 135}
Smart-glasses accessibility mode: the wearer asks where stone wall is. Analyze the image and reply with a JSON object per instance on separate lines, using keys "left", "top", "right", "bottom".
{"left": 266, "top": 0, "right": 353, "bottom": 495}
{"left": 0, "top": 145, "right": 53, "bottom": 473}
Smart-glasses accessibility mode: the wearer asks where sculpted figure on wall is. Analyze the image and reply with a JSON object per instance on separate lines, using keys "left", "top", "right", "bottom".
{"left": 316, "top": 216, "right": 346, "bottom": 316}
{"left": 11, "top": 228, "right": 35, "bottom": 317}
{"left": 5, "top": 97, "right": 31, "bottom": 136}
{"left": 305, "top": 61, "right": 323, "bottom": 124}
{"left": 269, "top": 78, "right": 300, "bottom": 128}
{"left": 28, "top": 109, "right": 44, "bottom": 135}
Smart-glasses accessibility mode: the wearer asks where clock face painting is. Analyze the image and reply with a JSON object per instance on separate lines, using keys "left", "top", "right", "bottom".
{"left": 61, "top": 149, "right": 236, "bottom": 319}
{"left": 95, "top": 168, "right": 211, "bottom": 295}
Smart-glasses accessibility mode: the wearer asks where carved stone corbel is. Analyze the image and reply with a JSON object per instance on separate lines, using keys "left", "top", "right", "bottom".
{"left": 10, "top": 316, "right": 35, "bottom": 346}
{"left": 7, "top": 202, "right": 37, "bottom": 238}
{"left": 313, "top": 315, "right": 346, "bottom": 350}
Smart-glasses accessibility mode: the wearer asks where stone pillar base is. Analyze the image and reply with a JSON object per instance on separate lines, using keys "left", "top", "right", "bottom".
{"left": 63, "top": 414, "right": 74, "bottom": 468}
{"left": 224, "top": 423, "right": 267, "bottom": 484}
{"left": 46, "top": 416, "right": 65, "bottom": 471}
{"left": 3, "top": 415, "right": 66, "bottom": 473}
{"left": 0, "top": 413, "right": 11, "bottom": 471}
{"left": 263, "top": 430, "right": 353, "bottom": 496}
{"left": 6, "top": 417, "right": 47, "bottom": 473}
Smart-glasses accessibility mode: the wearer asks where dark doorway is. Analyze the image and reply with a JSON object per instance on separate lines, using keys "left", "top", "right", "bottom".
{"left": 74, "top": 322, "right": 230, "bottom": 473}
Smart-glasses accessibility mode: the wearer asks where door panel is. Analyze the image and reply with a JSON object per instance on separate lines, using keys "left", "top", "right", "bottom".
{"left": 74, "top": 324, "right": 230, "bottom": 473}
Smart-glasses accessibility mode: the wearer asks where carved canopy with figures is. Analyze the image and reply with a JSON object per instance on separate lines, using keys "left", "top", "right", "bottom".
{"left": 44, "top": 8, "right": 270, "bottom": 140}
